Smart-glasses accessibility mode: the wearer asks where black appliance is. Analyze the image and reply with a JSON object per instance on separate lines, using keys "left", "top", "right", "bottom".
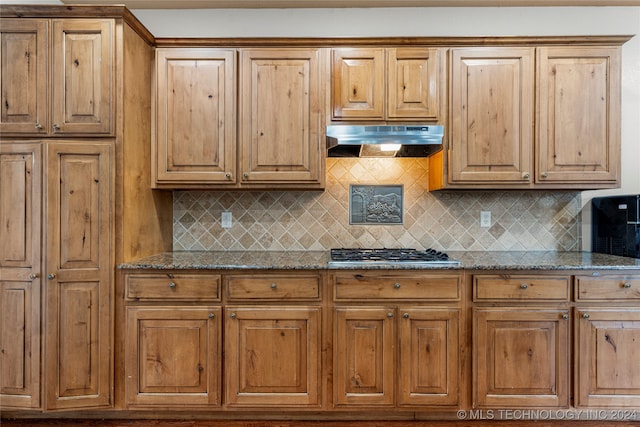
{"left": 591, "top": 194, "right": 640, "bottom": 259}
{"left": 328, "top": 248, "right": 460, "bottom": 267}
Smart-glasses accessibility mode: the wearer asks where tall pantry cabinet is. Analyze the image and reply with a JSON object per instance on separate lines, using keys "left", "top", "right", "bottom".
{"left": 0, "top": 6, "right": 172, "bottom": 411}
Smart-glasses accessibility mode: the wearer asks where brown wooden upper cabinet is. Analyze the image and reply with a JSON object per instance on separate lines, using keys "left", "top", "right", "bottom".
{"left": 331, "top": 47, "right": 443, "bottom": 121}
{"left": 0, "top": 19, "right": 113, "bottom": 136}
{"left": 153, "top": 47, "right": 325, "bottom": 189}
{"left": 431, "top": 42, "right": 622, "bottom": 190}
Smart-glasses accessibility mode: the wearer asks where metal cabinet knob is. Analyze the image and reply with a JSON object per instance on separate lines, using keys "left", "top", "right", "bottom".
{"left": 541, "top": 172, "right": 549, "bottom": 178}
{"left": 47, "top": 273, "right": 56, "bottom": 280}
{"left": 35, "top": 123, "right": 43, "bottom": 130}
{"left": 583, "top": 313, "right": 590, "bottom": 319}
{"left": 29, "top": 273, "right": 39, "bottom": 280}
{"left": 623, "top": 282, "right": 632, "bottom": 289}
{"left": 243, "top": 172, "right": 249, "bottom": 179}
{"left": 394, "top": 282, "right": 401, "bottom": 289}
{"left": 168, "top": 282, "right": 176, "bottom": 289}
{"left": 520, "top": 283, "right": 528, "bottom": 289}
{"left": 403, "top": 313, "right": 410, "bottom": 319}
{"left": 52, "top": 123, "right": 60, "bottom": 131}
{"left": 230, "top": 313, "right": 237, "bottom": 319}
{"left": 562, "top": 313, "right": 569, "bottom": 319}
{"left": 270, "top": 283, "right": 277, "bottom": 289}
{"left": 208, "top": 313, "right": 215, "bottom": 319}
{"left": 225, "top": 172, "right": 232, "bottom": 179}
{"left": 522, "top": 172, "right": 530, "bottom": 179}
{"left": 387, "top": 312, "right": 394, "bottom": 318}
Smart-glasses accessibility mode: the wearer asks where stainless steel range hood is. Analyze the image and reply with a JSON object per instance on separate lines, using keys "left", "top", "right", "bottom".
{"left": 326, "top": 125, "right": 444, "bottom": 158}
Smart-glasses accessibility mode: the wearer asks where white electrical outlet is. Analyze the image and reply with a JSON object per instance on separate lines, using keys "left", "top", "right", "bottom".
{"left": 221, "top": 211, "right": 232, "bottom": 229}
{"left": 480, "top": 211, "right": 491, "bottom": 228}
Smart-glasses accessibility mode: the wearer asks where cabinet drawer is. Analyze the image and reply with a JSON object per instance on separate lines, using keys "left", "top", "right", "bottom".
{"left": 126, "top": 273, "right": 220, "bottom": 301}
{"left": 226, "top": 275, "right": 320, "bottom": 300}
{"left": 575, "top": 275, "right": 640, "bottom": 301}
{"left": 334, "top": 272, "right": 461, "bottom": 301}
{"left": 474, "top": 275, "right": 569, "bottom": 301}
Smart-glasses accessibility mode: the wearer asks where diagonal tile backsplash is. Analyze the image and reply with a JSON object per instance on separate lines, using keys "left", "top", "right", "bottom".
{"left": 174, "top": 158, "right": 581, "bottom": 251}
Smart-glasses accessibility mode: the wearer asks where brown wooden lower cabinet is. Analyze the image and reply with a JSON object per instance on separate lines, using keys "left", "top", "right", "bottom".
{"left": 473, "top": 308, "right": 570, "bottom": 408}
{"left": 574, "top": 308, "right": 640, "bottom": 407}
{"left": 125, "top": 306, "right": 221, "bottom": 407}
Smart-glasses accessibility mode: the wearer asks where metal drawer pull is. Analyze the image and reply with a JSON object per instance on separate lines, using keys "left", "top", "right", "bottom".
{"left": 394, "top": 283, "right": 401, "bottom": 289}
{"left": 168, "top": 282, "right": 176, "bottom": 289}
{"left": 387, "top": 312, "right": 394, "bottom": 318}
{"left": 29, "top": 273, "right": 39, "bottom": 280}
{"left": 562, "top": 313, "right": 569, "bottom": 319}
{"left": 35, "top": 123, "right": 43, "bottom": 130}
{"left": 270, "top": 283, "right": 277, "bottom": 289}
{"left": 623, "top": 282, "right": 632, "bottom": 288}
{"left": 583, "top": 313, "right": 590, "bottom": 319}
{"left": 47, "top": 273, "right": 56, "bottom": 280}
{"left": 230, "top": 313, "right": 236, "bottom": 319}
{"left": 208, "top": 313, "right": 215, "bottom": 319}
{"left": 520, "top": 283, "right": 528, "bottom": 289}
{"left": 403, "top": 313, "right": 410, "bottom": 319}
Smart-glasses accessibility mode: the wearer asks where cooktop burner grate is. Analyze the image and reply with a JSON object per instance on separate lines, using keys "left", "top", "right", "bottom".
{"left": 329, "top": 248, "right": 460, "bottom": 266}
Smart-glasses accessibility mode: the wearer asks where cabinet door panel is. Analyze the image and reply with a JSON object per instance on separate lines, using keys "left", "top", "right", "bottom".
{"left": 240, "top": 48, "right": 322, "bottom": 184}
{"left": 537, "top": 47, "right": 620, "bottom": 183}
{"left": 334, "top": 307, "right": 394, "bottom": 407}
{"left": 0, "top": 143, "right": 41, "bottom": 409}
{"left": 225, "top": 306, "right": 320, "bottom": 407}
{"left": 155, "top": 48, "right": 236, "bottom": 184}
{"left": 332, "top": 48, "right": 384, "bottom": 120}
{"left": 51, "top": 20, "right": 113, "bottom": 135}
{"left": 575, "top": 309, "right": 640, "bottom": 407}
{"left": 45, "top": 142, "right": 112, "bottom": 409}
{"left": 398, "top": 308, "right": 459, "bottom": 406}
{"left": 474, "top": 308, "right": 569, "bottom": 408}
{"left": 450, "top": 48, "right": 533, "bottom": 183}
{"left": 388, "top": 48, "right": 441, "bottom": 120}
{"left": 0, "top": 20, "right": 48, "bottom": 135}
{"left": 126, "top": 307, "right": 221, "bottom": 407}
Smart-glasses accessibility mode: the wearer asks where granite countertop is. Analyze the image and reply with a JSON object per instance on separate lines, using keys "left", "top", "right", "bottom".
{"left": 118, "top": 250, "right": 640, "bottom": 271}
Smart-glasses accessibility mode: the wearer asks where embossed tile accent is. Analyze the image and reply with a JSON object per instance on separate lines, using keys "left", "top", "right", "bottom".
{"left": 174, "top": 158, "right": 582, "bottom": 251}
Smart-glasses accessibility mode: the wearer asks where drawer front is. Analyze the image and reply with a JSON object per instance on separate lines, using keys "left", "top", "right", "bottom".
{"left": 126, "top": 273, "right": 221, "bottom": 300}
{"left": 334, "top": 272, "right": 461, "bottom": 301}
{"left": 226, "top": 275, "right": 320, "bottom": 300}
{"left": 474, "top": 275, "right": 569, "bottom": 301}
{"left": 575, "top": 275, "right": 640, "bottom": 301}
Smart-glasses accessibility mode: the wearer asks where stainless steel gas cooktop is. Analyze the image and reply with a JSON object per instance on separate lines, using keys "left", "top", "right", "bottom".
{"left": 328, "top": 248, "right": 460, "bottom": 267}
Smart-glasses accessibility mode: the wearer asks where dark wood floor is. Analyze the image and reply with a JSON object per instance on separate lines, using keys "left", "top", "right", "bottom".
{"left": 2, "top": 421, "right": 640, "bottom": 427}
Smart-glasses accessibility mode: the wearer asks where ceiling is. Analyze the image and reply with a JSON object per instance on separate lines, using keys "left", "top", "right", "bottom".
{"left": 60, "top": 0, "right": 640, "bottom": 8}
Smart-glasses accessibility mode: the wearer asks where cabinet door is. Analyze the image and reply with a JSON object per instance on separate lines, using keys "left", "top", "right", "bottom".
{"left": 388, "top": 48, "right": 441, "bottom": 120}
{"left": 398, "top": 308, "right": 459, "bottom": 407}
{"left": 575, "top": 308, "right": 640, "bottom": 407}
{"left": 537, "top": 47, "right": 620, "bottom": 184}
{"left": 44, "top": 142, "right": 112, "bottom": 409}
{"left": 239, "top": 48, "right": 323, "bottom": 185}
{"left": 225, "top": 306, "right": 321, "bottom": 407}
{"left": 450, "top": 48, "right": 534, "bottom": 183}
{"left": 0, "top": 143, "right": 42, "bottom": 409}
{"left": 51, "top": 20, "right": 113, "bottom": 135}
{"left": 154, "top": 48, "right": 236, "bottom": 185}
{"left": 125, "top": 306, "right": 221, "bottom": 407}
{"left": 0, "top": 20, "right": 48, "bottom": 135}
{"left": 334, "top": 307, "right": 395, "bottom": 407}
{"left": 332, "top": 48, "right": 384, "bottom": 120}
{"left": 473, "top": 308, "right": 569, "bottom": 408}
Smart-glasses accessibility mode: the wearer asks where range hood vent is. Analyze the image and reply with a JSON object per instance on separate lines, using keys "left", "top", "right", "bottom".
{"left": 326, "top": 125, "right": 444, "bottom": 158}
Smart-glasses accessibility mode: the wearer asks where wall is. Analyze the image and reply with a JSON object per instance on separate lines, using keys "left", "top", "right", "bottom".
{"left": 174, "top": 159, "right": 581, "bottom": 251}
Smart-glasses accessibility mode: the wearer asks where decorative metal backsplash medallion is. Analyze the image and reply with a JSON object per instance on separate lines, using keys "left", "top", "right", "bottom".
{"left": 350, "top": 185, "right": 403, "bottom": 225}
